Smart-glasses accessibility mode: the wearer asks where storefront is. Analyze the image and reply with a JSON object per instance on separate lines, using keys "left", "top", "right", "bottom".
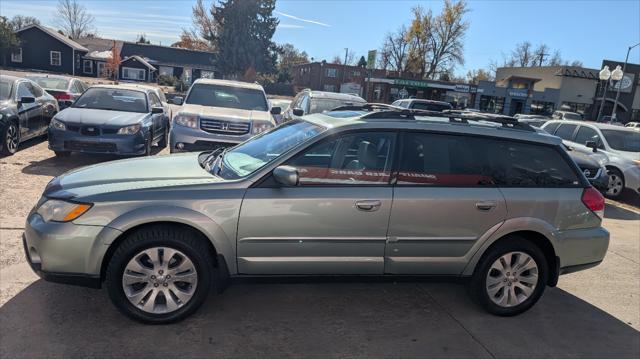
{"left": 365, "top": 78, "right": 477, "bottom": 107}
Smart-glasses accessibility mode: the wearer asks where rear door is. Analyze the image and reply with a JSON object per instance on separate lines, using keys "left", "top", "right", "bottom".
{"left": 385, "top": 132, "right": 507, "bottom": 274}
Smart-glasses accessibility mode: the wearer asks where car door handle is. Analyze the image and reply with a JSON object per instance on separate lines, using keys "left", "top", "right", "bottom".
{"left": 355, "top": 200, "right": 382, "bottom": 212}
{"left": 475, "top": 201, "right": 497, "bottom": 211}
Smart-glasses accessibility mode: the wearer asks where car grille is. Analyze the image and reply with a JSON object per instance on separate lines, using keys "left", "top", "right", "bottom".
{"left": 200, "top": 118, "right": 250, "bottom": 135}
{"left": 64, "top": 141, "right": 117, "bottom": 152}
{"left": 580, "top": 166, "right": 601, "bottom": 180}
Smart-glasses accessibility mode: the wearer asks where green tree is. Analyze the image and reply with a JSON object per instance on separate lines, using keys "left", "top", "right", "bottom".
{"left": 357, "top": 56, "right": 367, "bottom": 68}
{"left": 136, "top": 33, "right": 150, "bottom": 44}
{"left": 276, "top": 43, "right": 309, "bottom": 83}
{"left": 213, "top": 0, "right": 279, "bottom": 77}
{"left": 0, "top": 16, "right": 20, "bottom": 67}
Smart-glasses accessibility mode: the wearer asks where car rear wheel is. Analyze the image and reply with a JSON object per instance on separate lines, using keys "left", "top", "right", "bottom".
{"left": 105, "top": 225, "right": 214, "bottom": 324}
{"left": 470, "top": 237, "right": 547, "bottom": 316}
{"left": 1, "top": 121, "right": 19, "bottom": 156}
{"left": 605, "top": 168, "right": 624, "bottom": 198}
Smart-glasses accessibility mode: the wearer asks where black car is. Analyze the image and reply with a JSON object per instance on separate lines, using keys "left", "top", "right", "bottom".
{"left": 26, "top": 74, "right": 88, "bottom": 110}
{"left": 0, "top": 75, "right": 59, "bottom": 156}
{"left": 48, "top": 85, "right": 169, "bottom": 157}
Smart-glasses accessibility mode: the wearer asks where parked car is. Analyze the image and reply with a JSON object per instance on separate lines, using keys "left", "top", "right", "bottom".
{"left": 541, "top": 120, "right": 640, "bottom": 198}
{"left": 625, "top": 122, "right": 639, "bottom": 128}
{"left": 268, "top": 98, "right": 292, "bottom": 124}
{"left": 128, "top": 84, "right": 173, "bottom": 125}
{"left": 281, "top": 90, "right": 366, "bottom": 122}
{"left": 391, "top": 98, "right": 453, "bottom": 112}
{"left": 513, "top": 114, "right": 551, "bottom": 128}
{"left": 24, "top": 108, "right": 608, "bottom": 323}
{"left": 564, "top": 145, "right": 609, "bottom": 192}
{"left": 0, "top": 75, "right": 58, "bottom": 156}
{"left": 169, "top": 79, "right": 277, "bottom": 153}
{"left": 552, "top": 110, "right": 583, "bottom": 121}
{"left": 48, "top": 85, "right": 169, "bottom": 157}
{"left": 26, "top": 74, "right": 87, "bottom": 110}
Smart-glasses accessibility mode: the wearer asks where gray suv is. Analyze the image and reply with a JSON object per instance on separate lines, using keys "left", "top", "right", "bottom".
{"left": 23, "top": 109, "right": 609, "bottom": 323}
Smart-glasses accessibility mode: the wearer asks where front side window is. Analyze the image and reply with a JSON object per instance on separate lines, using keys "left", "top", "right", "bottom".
{"left": 16, "top": 82, "right": 35, "bottom": 99}
{"left": 50, "top": 51, "right": 61, "bottom": 66}
{"left": 554, "top": 124, "right": 577, "bottom": 140}
{"left": 287, "top": 132, "right": 396, "bottom": 185}
{"left": 27, "top": 82, "right": 43, "bottom": 97}
{"left": 185, "top": 83, "right": 268, "bottom": 111}
{"left": 541, "top": 121, "right": 560, "bottom": 134}
{"left": 574, "top": 126, "right": 603, "bottom": 148}
{"left": 601, "top": 130, "right": 640, "bottom": 152}
{"left": 149, "top": 93, "right": 161, "bottom": 108}
{"left": 73, "top": 88, "right": 148, "bottom": 113}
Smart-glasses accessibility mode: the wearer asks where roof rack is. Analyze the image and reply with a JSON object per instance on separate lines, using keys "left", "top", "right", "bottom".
{"left": 330, "top": 103, "right": 401, "bottom": 111}
{"left": 357, "top": 107, "right": 536, "bottom": 132}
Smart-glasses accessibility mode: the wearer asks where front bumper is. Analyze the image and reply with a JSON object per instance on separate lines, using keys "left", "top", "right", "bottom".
{"left": 170, "top": 124, "right": 253, "bottom": 152}
{"left": 23, "top": 213, "right": 122, "bottom": 288}
{"left": 48, "top": 127, "right": 148, "bottom": 155}
{"left": 555, "top": 226, "right": 610, "bottom": 273}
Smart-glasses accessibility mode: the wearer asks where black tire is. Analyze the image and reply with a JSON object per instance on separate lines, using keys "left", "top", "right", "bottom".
{"left": 1, "top": 120, "right": 19, "bottom": 156}
{"left": 469, "top": 236, "right": 548, "bottom": 316}
{"left": 605, "top": 168, "right": 624, "bottom": 199}
{"left": 54, "top": 151, "right": 71, "bottom": 157}
{"left": 157, "top": 124, "right": 168, "bottom": 148}
{"left": 105, "top": 225, "right": 214, "bottom": 324}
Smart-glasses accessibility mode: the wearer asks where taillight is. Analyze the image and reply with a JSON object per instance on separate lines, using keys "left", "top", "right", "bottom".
{"left": 581, "top": 187, "right": 605, "bottom": 219}
{"left": 54, "top": 92, "right": 73, "bottom": 101}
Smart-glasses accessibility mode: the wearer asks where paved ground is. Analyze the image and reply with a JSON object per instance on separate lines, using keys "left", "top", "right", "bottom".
{"left": 1, "top": 138, "right": 639, "bottom": 358}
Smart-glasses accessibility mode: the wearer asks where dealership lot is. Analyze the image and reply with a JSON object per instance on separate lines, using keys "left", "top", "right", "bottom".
{"left": 1, "top": 139, "right": 639, "bottom": 358}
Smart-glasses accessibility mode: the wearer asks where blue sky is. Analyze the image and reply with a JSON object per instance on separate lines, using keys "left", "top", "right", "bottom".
{"left": 2, "top": 0, "right": 639, "bottom": 76}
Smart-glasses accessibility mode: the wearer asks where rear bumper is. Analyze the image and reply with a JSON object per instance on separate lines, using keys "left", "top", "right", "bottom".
{"left": 48, "top": 127, "right": 148, "bottom": 155}
{"left": 555, "top": 226, "right": 610, "bottom": 273}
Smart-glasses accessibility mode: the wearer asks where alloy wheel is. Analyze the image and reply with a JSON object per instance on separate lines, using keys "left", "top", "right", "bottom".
{"left": 607, "top": 173, "right": 623, "bottom": 197}
{"left": 486, "top": 251, "right": 538, "bottom": 308}
{"left": 6, "top": 124, "right": 18, "bottom": 153}
{"left": 122, "top": 247, "right": 198, "bottom": 314}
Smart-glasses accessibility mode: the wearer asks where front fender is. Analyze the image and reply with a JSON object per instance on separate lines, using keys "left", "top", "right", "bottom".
{"left": 104, "top": 205, "right": 237, "bottom": 274}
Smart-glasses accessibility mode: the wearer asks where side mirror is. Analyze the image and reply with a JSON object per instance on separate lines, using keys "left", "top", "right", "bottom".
{"left": 585, "top": 140, "right": 598, "bottom": 153}
{"left": 292, "top": 108, "right": 304, "bottom": 117}
{"left": 151, "top": 106, "right": 164, "bottom": 114}
{"left": 273, "top": 165, "right": 299, "bottom": 186}
{"left": 171, "top": 96, "right": 184, "bottom": 105}
{"left": 20, "top": 96, "right": 36, "bottom": 104}
{"left": 270, "top": 106, "right": 281, "bottom": 115}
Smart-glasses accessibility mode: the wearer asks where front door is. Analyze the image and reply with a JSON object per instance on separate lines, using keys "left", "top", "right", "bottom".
{"left": 237, "top": 131, "right": 397, "bottom": 275}
{"left": 385, "top": 132, "right": 507, "bottom": 274}
{"left": 15, "top": 81, "right": 42, "bottom": 138}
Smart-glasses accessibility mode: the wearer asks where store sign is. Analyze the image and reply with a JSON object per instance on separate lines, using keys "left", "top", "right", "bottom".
{"left": 508, "top": 88, "right": 529, "bottom": 98}
{"left": 394, "top": 79, "right": 430, "bottom": 88}
{"left": 455, "top": 84, "right": 470, "bottom": 93}
{"left": 367, "top": 50, "right": 377, "bottom": 70}
{"left": 609, "top": 73, "right": 635, "bottom": 93}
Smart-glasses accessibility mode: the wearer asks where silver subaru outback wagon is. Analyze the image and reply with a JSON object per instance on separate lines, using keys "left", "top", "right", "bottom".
{"left": 23, "top": 109, "right": 609, "bottom": 323}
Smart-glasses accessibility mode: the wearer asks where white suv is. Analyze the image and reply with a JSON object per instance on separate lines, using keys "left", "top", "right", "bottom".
{"left": 169, "top": 79, "right": 278, "bottom": 152}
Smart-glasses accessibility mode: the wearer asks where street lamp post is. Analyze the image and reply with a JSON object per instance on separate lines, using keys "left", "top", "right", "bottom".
{"left": 610, "top": 42, "right": 640, "bottom": 121}
{"left": 596, "top": 65, "right": 611, "bottom": 122}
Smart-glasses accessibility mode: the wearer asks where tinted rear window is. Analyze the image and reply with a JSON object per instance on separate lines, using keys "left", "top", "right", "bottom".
{"left": 398, "top": 132, "right": 580, "bottom": 187}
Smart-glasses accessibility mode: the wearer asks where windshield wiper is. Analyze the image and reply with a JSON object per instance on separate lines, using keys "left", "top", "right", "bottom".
{"left": 203, "top": 147, "right": 229, "bottom": 172}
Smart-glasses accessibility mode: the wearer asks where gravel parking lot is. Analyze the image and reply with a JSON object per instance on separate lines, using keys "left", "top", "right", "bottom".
{"left": 1, "top": 137, "right": 639, "bottom": 358}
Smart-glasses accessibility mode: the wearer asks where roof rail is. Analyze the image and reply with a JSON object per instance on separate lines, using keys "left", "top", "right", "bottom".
{"left": 331, "top": 103, "right": 401, "bottom": 111}
{"left": 357, "top": 108, "right": 536, "bottom": 132}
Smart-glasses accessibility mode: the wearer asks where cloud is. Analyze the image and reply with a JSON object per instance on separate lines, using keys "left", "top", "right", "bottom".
{"left": 274, "top": 11, "right": 330, "bottom": 27}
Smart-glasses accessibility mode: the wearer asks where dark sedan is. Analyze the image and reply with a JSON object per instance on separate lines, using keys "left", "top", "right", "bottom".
{"left": 0, "top": 75, "right": 58, "bottom": 156}
{"left": 48, "top": 85, "right": 169, "bottom": 157}
{"left": 564, "top": 145, "right": 609, "bottom": 193}
{"left": 26, "top": 74, "right": 88, "bottom": 110}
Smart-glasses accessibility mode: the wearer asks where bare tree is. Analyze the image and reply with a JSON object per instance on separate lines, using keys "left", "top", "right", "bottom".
{"left": 380, "top": 25, "right": 409, "bottom": 74}
{"left": 9, "top": 15, "right": 40, "bottom": 31}
{"left": 423, "top": 0, "right": 469, "bottom": 79}
{"left": 466, "top": 68, "right": 492, "bottom": 84}
{"left": 532, "top": 43, "right": 550, "bottom": 67}
{"left": 547, "top": 50, "right": 563, "bottom": 66}
{"left": 330, "top": 55, "right": 343, "bottom": 64}
{"left": 510, "top": 41, "right": 534, "bottom": 67}
{"left": 190, "top": 0, "right": 217, "bottom": 48}
{"left": 55, "top": 0, "right": 94, "bottom": 39}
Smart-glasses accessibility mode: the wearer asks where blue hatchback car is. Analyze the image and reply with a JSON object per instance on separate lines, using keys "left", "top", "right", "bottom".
{"left": 48, "top": 85, "right": 169, "bottom": 157}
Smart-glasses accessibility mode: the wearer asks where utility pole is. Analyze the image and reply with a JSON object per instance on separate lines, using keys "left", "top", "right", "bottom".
{"left": 341, "top": 48, "right": 349, "bottom": 93}
{"left": 538, "top": 52, "right": 548, "bottom": 67}
{"left": 611, "top": 42, "right": 640, "bottom": 121}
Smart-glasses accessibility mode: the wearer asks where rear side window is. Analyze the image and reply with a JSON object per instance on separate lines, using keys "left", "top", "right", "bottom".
{"left": 542, "top": 122, "right": 560, "bottom": 134}
{"left": 554, "top": 124, "right": 577, "bottom": 140}
{"left": 397, "top": 132, "right": 580, "bottom": 187}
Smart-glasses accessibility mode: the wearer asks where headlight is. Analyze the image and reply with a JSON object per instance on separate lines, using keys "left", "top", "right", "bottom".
{"left": 174, "top": 113, "right": 198, "bottom": 128}
{"left": 117, "top": 124, "right": 141, "bottom": 135}
{"left": 51, "top": 118, "right": 66, "bottom": 130}
{"left": 252, "top": 122, "right": 274, "bottom": 135}
{"left": 36, "top": 200, "right": 92, "bottom": 222}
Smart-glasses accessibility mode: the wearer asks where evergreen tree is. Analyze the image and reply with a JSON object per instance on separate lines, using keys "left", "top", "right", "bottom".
{"left": 357, "top": 56, "right": 367, "bottom": 68}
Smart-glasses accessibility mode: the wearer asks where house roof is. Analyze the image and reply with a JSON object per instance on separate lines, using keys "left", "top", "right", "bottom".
{"left": 16, "top": 24, "right": 88, "bottom": 52}
{"left": 121, "top": 42, "right": 216, "bottom": 70}
{"left": 122, "top": 55, "right": 157, "bottom": 71}
{"left": 76, "top": 37, "right": 123, "bottom": 53}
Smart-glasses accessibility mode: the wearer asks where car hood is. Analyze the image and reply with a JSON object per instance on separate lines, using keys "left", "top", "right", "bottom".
{"left": 56, "top": 107, "right": 147, "bottom": 126}
{"left": 44, "top": 153, "right": 224, "bottom": 199}
{"left": 609, "top": 149, "right": 640, "bottom": 161}
{"left": 178, "top": 104, "right": 272, "bottom": 123}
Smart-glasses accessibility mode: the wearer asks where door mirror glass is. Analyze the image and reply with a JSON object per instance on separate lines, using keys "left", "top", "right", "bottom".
{"left": 270, "top": 106, "right": 281, "bottom": 115}
{"left": 273, "top": 166, "right": 299, "bottom": 186}
{"left": 151, "top": 106, "right": 164, "bottom": 114}
{"left": 292, "top": 108, "right": 304, "bottom": 116}
{"left": 585, "top": 140, "right": 598, "bottom": 152}
{"left": 20, "top": 96, "right": 35, "bottom": 104}
{"left": 171, "top": 96, "right": 183, "bottom": 105}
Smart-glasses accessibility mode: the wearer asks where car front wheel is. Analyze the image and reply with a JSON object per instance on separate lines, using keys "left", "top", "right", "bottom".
{"left": 106, "top": 225, "right": 213, "bottom": 324}
{"left": 470, "top": 237, "right": 547, "bottom": 316}
{"left": 606, "top": 168, "right": 624, "bottom": 198}
{"left": 1, "top": 121, "right": 19, "bottom": 156}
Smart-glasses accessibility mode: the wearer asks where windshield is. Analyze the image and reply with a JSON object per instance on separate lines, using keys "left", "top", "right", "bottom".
{"left": 213, "top": 120, "right": 325, "bottom": 179}
{"left": 563, "top": 113, "right": 582, "bottom": 121}
{"left": 73, "top": 88, "right": 148, "bottom": 113}
{"left": 601, "top": 130, "right": 640, "bottom": 152}
{"left": 27, "top": 77, "right": 69, "bottom": 90}
{"left": 311, "top": 98, "right": 365, "bottom": 113}
{"left": 186, "top": 83, "right": 268, "bottom": 111}
{"left": 0, "top": 80, "right": 11, "bottom": 101}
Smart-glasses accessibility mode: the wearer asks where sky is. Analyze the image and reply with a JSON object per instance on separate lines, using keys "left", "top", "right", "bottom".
{"left": 2, "top": 0, "right": 639, "bottom": 77}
